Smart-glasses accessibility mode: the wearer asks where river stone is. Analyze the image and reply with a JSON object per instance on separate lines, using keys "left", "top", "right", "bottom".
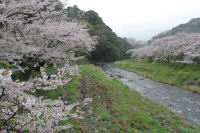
{"left": 110, "top": 74, "right": 114, "bottom": 77}
{"left": 116, "top": 74, "right": 124, "bottom": 78}
{"left": 188, "top": 78, "right": 197, "bottom": 85}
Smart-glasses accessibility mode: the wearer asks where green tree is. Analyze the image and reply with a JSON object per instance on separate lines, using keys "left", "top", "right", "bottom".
{"left": 66, "top": 7, "right": 133, "bottom": 61}
{"left": 83, "top": 10, "right": 103, "bottom": 25}
{"left": 66, "top": 5, "right": 84, "bottom": 20}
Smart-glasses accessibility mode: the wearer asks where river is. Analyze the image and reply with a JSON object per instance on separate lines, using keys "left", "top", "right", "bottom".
{"left": 100, "top": 63, "right": 200, "bottom": 127}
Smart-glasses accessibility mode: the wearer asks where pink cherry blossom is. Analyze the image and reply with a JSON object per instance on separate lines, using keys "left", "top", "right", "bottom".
{"left": 127, "top": 33, "right": 200, "bottom": 62}
{"left": 0, "top": 0, "right": 97, "bottom": 70}
{"left": 0, "top": 66, "right": 93, "bottom": 132}
{"left": 0, "top": 0, "right": 96, "bottom": 131}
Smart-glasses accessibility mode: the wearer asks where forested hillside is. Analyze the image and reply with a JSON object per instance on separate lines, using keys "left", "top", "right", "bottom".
{"left": 151, "top": 18, "right": 200, "bottom": 41}
{"left": 66, "top": 6, "right": 133, "bottom": 61}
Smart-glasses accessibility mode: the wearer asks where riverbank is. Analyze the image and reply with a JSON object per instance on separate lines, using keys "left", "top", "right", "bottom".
{"left": 76, "top": 64, "right": 199, "bottom": 132}
{"left": 102, "top": 63, "right": 200, "bottom": 128}
{"left": 116, "top": 59, "right": 200, "bottom": 93}
{"left": 1, "top": 61, "right": 199, "bottom": 132}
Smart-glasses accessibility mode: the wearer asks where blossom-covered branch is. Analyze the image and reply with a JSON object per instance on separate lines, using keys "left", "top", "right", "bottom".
{"left": 0, "top": 65, "right": 93, "bottom": 132}
{"left": 0, "top": 0, "right": 97, "bottom": 70}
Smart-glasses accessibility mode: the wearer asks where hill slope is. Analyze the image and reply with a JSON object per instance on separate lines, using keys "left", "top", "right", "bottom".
{"left": 66, "top": 6, "right": 133, "bottom": 61}
{"left": 152, "top": 18, "right": 200, "bottom": 40}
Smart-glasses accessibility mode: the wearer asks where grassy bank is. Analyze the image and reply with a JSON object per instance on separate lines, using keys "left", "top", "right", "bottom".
{"left": 1, "top": 61, "right": 199, "bottom": 132}
{"left": 61, "top": 64, "right": 199, "bottom": 132}
{"left": 116, "top": 59, "right": 200, "bottom": 93}
{"left": 0, "top": 60, "right": 14, "bottom": 69}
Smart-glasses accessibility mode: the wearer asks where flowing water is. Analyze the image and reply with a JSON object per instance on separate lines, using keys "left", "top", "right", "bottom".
{"left": 100, "top": 63, "right": 200, "bottom": 127}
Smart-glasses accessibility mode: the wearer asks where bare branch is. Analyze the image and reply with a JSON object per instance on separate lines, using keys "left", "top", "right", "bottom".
{"left": 7, "top": 11, "right": 36, "bottom": 18}
{"left": 0, "top": 86, "right": 5, "bottom": 99}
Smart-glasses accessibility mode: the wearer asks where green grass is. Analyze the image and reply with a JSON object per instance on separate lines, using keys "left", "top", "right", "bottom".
{"left": 33, "top": 64, "right": 81, "bottom": 101}
{"left": 116, "top": 59, "right": 200, "bottom": 93}
{"left": 33, "top": 76, "right": 81, "bottom": 101}
{"left": 94, "top": 105, "right": 110, "bottom": 122}
{"left": 0, "top": 60, "right": 14, "bottom": 69}
{"left": 65, "top": 76, "right": 81, "bottom": 103}
{"left": 34, "top": 87, "right": 65, "bottom": 100}
{"left": 60, "top": 64, "right": 199, "bottom": 133}
{"left": 45, "top": 66, "right": 57, "bottom": 76}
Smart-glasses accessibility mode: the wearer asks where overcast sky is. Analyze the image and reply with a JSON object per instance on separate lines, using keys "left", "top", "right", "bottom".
{"left": 65, "top": 0, "right": 200, "bottom": 40}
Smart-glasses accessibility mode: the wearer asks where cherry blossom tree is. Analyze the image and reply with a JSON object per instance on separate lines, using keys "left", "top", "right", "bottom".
{"left": 0, "top": 0, "right": 97, "bottom": 70}
{"left": 0, "top": 0, "right": 97, "bottom": 132}
{"left": 127, "top": 33, "right": 200, "bottom": 63}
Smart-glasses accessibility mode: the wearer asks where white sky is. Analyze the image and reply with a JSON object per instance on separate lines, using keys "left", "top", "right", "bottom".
{"left": 65, "top": 0, "right": 200, "bottom": 40}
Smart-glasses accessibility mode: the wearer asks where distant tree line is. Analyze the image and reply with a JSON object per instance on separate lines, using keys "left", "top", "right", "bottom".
{"left": 125, "top": 38, "right": 147, "bottom": 49}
